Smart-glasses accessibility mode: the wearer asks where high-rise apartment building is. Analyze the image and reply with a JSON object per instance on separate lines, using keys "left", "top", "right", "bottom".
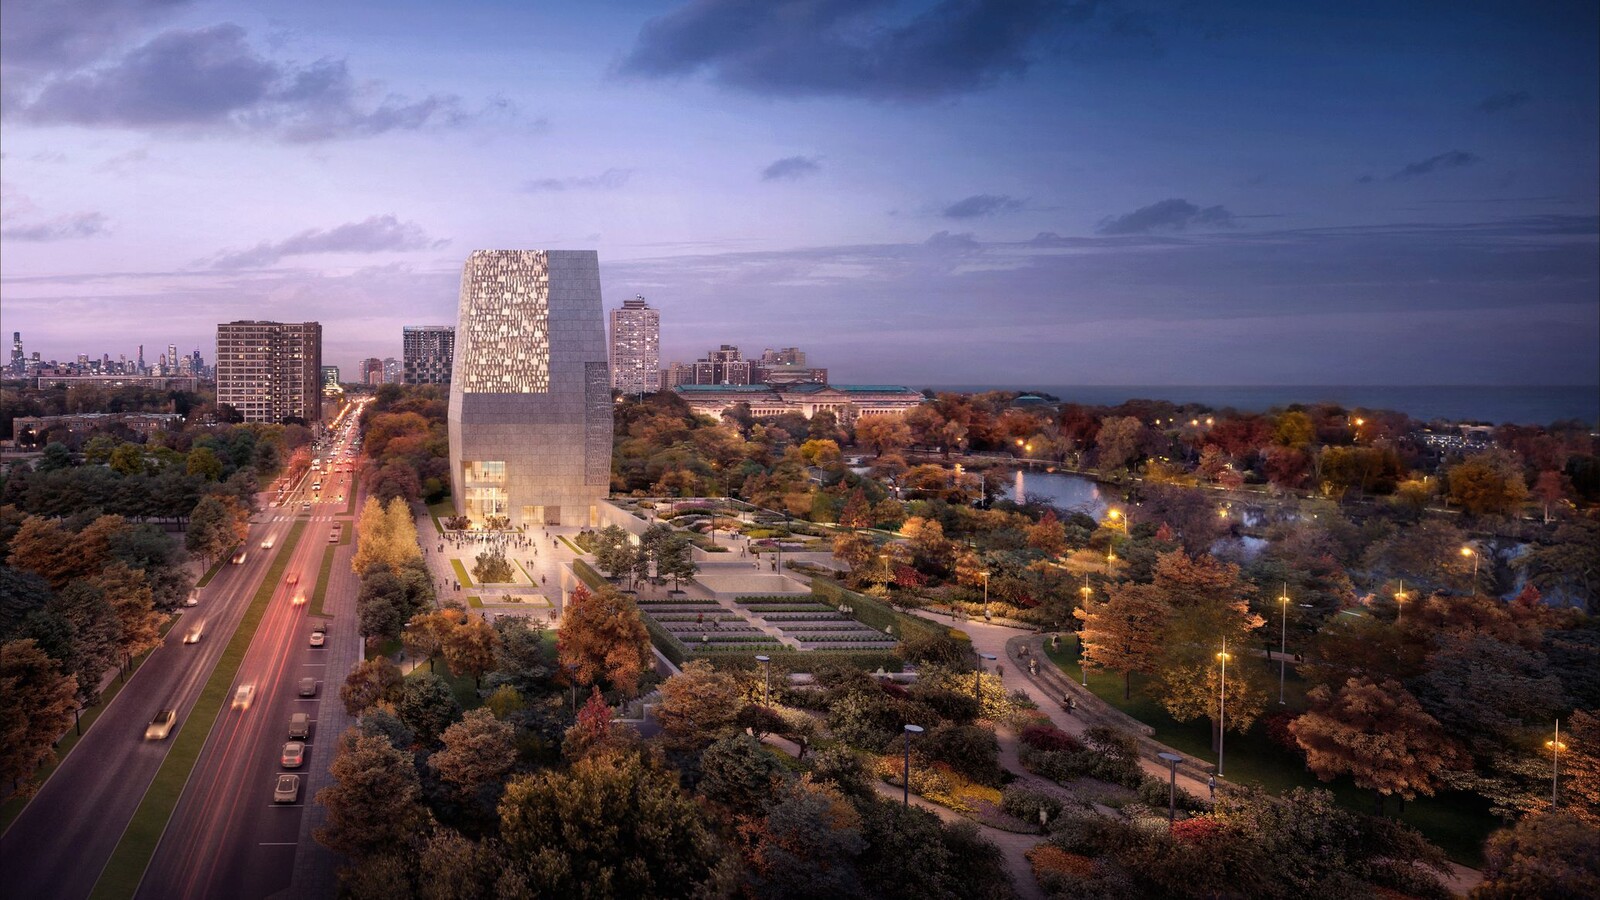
{"left": 607, "top": 295, "right": 660, "bottom": 395}
{"left": 382, "top": 357, "right": 401, "bottom": 384}
{"left": 753, "top": 346, "right": 827, "bottom": 385}
{"left": 448, "top": 250, "right": 612, "bottom": 528}
{"left": 10, "top": 332, "right": 22, "bottom": 374}
{"left": 215, "top": 321, "right": 322, "bottom": 423}
{"left": 360, "top": 357, "right": 384, "bottom": 385}
{"left": 402, "top": 326, "right": 455, "bottom": 385}
{"left": 322, "top": 366, "right": 341, "bottom": 389}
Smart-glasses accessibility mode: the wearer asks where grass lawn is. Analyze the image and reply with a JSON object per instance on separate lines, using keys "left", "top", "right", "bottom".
{"left": 90, "top": 520, "right": 308, "bottom": 900}
{"left": 559, "top": 535, "right": 586, "bottom": 555}
{"left": 1046, "top": 643, "right": 1496, "bottom": 866}
{"left": 428, "top": 500, "right": 452, "bottom": 535}
{"left": 405, "top": 656, "right": 481, "bottom": 710}
{"left": 450, "top": 558, "right": 473, "bottom": 588}
{"left": 465, "top": 595, "right": 483, "bottom": 608}
{"left": 309, "top": 545, "right": 337, "bottom": 619}
{"left": 194, "top": 554, "right": 227, "bottom": 589}
{"left": 0, "top": 616, "right": 177, "bottom": 834}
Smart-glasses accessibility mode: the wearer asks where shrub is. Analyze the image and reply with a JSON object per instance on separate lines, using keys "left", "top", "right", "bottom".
{"left": 1021, "top": 724, "right": 1082, "bottom": 753}
{"left": 1169, "top": 816, "right": 1225, "bottom": 845}
{"left": 919, "top": 723, "right": 1003, "bottom": 786}
{"left": 1136, "top": 776, "right": 1203, "bottom": 812}
{"left": 1001, "top": 784, "right": 1065, "bottom": 824}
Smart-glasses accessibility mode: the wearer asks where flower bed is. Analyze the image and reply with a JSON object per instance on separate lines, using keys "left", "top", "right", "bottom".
{"left": 744, "top": 604, "right": 836, "bottom": 613}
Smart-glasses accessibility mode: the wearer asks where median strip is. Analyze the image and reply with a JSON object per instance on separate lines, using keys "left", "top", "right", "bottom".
{"left": 309, "top": 544, "right": 337, "bottom": 620}
{"left": 89, "top": 520, "right": 308, "bottom": 900}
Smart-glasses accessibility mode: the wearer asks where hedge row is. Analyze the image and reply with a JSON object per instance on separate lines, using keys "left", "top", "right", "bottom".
{"left": 809, "top": 576, "right": 945, "bottom": 644}
{"left": 702, "top": 650, "right": 905, "bottom": 673}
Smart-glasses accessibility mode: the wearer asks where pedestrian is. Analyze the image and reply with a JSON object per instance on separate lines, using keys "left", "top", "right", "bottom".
{"left": 697, "top": 612, "right": 704, "bottom": 625}
{"left": 1208, "top": 775, "right": 1216, "bottom": 799}
{"left": 1029, "top": 658, "right": 1039, "bottom": 676}
{"left": 996, "top": 664, "right": 1004, "bottom": 679}
{"left": 1067, "top": 696, "right": 1077, "bottom": 714}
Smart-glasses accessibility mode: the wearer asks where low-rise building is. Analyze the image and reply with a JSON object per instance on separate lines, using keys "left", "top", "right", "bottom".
{"left": 674, "top": 382, "right": 924, "bottom": 421}
{"left": 12, "top": 412, "right": 182, "bottom": 444}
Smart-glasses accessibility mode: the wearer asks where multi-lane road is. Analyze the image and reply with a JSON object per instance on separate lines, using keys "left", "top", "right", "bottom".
{"left": 0, "top": 399, "right": 368, "bottom": 900}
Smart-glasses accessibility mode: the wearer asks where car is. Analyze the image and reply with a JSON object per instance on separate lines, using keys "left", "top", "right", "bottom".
{"left": 309, "top": 631, "right": 325, "bottom": 648}
{"left": 274, "top": 773, "right": 300, "bottom": 803}
{"left": 260, "top": 536, "right": 275, "bottom": 549}
{"left": 288, "top": 712, "right": 310, "bottom": 739}
{"left": 145, "top": 709, "right": 177, "bottom": 740}
{"left": 183, "top": 622, "right": 204, "bottom": 644}
{"left": 301, "top": 502, "right": 312, "bottom": 513}
{"left": 231, "top": 549, "right": 248, "bottom": 565}
{"left": 281, "top": 741, "right": 305, "bottom": 768}
{"left": 286, "top": 572, "right": 299, "bottom": 586}
{"left": 232, "top": 684, "right": 254, "bottom": 710}
{"left": 297, "top": 677, "right": 317, "bottom": 697}
{"left": 328, "top": 529, "right": 339, "bottom": 543}
{"left": 183, "top": 590, "right": 199, "bottom": 607}
{"left": 292, "top": 592, "right": 307, "bottom": 606}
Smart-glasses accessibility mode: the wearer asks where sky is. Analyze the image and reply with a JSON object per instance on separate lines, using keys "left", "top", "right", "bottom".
{"left": 1, "top": 0, "right": 1597, "bottom": 387}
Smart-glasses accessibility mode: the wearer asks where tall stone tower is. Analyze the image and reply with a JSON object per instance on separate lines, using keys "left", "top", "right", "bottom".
{"left": 447, "top": 250, "right": 612, "bottom": 528}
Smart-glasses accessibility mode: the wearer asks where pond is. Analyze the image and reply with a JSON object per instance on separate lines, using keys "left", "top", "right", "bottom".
{"left": 1001, "top": 469, "right": 1110, "bottom": 519}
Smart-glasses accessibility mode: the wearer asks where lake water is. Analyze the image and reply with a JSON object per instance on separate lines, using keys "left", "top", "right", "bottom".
{"left": 1002, "top": 469, "right": 1109, "bottom": 518}
{"left": 925, "top": 384, "right": 1598, "bottom": 427}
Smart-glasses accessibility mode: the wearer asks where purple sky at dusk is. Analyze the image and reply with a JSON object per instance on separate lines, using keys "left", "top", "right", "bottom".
{"left": 1, "top": 0, "right": 1596, "bottom": 387}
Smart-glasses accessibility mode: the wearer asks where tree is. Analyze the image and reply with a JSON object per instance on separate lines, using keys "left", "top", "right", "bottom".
{"left": 655, "top": 658, "right": 744, "bottom": 750}
{"left": 1143, "top": 551, "right": 1265, "bottom": 740}
{"left": 699, "top": 732, "right": 785, "bottom": 814}
{"left": 1025, "top": 510, "right": 1067, "bottom": 556}
{"left": 1076, "top": 582, "right": 1169, "bottom": 699}
{"left": 556, "top": 585, "right": 651, "bottom": 696}
{"left": 92, "top": 561, "right": 164, "bottom": 658}
{"left": 108, "top": 443, "right": 145, "bottom": 476}
{"left": 1473, "top": 811, "right": 1600, "bottom": 899}
{"left": 471, "top": 546, "right": 514, "bottom": 584}
{"left": 185, "top": 446, "right": 225, "bottom": 481}
{"left": 395, "top": 672, "right": 462, "bottom": 744}
{"left": 742, "top": 776, "right": 865, "bottom": 899}
{"left": 340, "top": 657, "right": 403, "bottom": 716}
{"left": 1290, "top": 677, "right": 1464, "bottom": 807}
{"left": 1273, "top": 411, "right": 1315, "bottom": 448}
{"left": 838, "top": 489, "right": 872, "bottom": 531}
{"left": 656, "top": 533, "right": 698, "bottom": 590}
{"left": 497, "top": 752, "right": 721, "bottom": 898}
{"left": 0, "top": 639, "right": 79, "bottom": 797}
{"left": 854, "top": 414, "right": 912, "bottom": 458}
{"left": 1094, "top": 415, "right": 1149, "bottom": 472}
{"left": 429, "top": 708, "right": 517, "bottom": 797}
{"left": 314, "top": 728, "right": 426, "bottom": 859}
{"left": 1533, "top": 470, "right": 1572, "bottom": 523}
{"left": 1564, "top": 708, "right": 1600, "bottom": 827}
{"left": 442, "top": 615, "right": 500, "bottom": 688}
{"left": 1449, "top": 450, "right": 1529, "bottom": 518}
{"left": 358, "top": 569, "right": 412, "bottom": 642}
{"left": 186, "top": 495, "right": 247, "bottom": 566}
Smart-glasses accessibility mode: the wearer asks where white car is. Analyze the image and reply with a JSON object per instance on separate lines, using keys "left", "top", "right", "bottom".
{"left": 232, "top": 684, "right": 255, "bottom": 710}
{"left": 145, "top": 709, "right": 176, "bottom": 740}
{"left": 281, "top": 741, "right": 305, "bottom": 768}
{"left": 261, "top": 536, "right": 275, "bottom": 549}
{"left": 183, "top": 622, "right": 204, "bottom": 644}
{"left": 274, "top": 774, "right": 300, "bottom": 804}
{"left": 183, "top": 591, "right": 199, "bottom": 607}
{"left": 309, "top": 631, "right": 326, "bottom": 648}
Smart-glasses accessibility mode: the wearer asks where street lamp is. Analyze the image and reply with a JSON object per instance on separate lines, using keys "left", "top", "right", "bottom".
{"left": 976, "top": 652, "right": 998, "bottom": 710}
{"left": 1079, "top": 578, "right": 1093, "bottom": 686}
{"left": 1157, "top": 752, "right": 1184, "bottom": 824}
{"left": 1278, "top": 584, "right": 1290, "bottom": 705}
{"left": 1461, "top": 545, "right": 1478, "bottom": 589}
{"left": 755, "top": 654, "right": 771, "bottom": 707}
{"left": 1394, "top": 580, "right": 1408, "bottom": 623}
{"left": 1216, "top": 639, "right": 1231, "bottom": 779}
{"left": 981, "top": 570, "right": 990, "bottom": 619}
{"left": 903, "top": 724, "right": 924, "bottom": 806}
{"left": 1547, "top": 721, "right": 1566, "bottom": 809}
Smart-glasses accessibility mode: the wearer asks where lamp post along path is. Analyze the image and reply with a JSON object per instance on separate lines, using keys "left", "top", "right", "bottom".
{"left": 1158, "top": 752, "right": 1184, "bottom": 824}
{"left": 1278, "top": 583, "right": 1289, "bottom": 705}
{"left": 1217, "top": 638, "right": 1230, "bottom": 778}
{"left": 903, "top": 724, "right": 923, "bottom": 806}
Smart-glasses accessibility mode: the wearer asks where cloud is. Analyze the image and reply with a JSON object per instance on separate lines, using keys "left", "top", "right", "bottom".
{"left": 761, "top": 155, "right": 821, "bottom": 181}
{"left": 521, "top": 168, "right": 633, "bottom": 192}
{"left": 942, "top": 194, "right": 1023, "bottom": 218}
{"left": 1, "top": 0, "right": 191, "bottom": 76}
{"left": 924, "top": 230, "right": 980, "bottom": 250}
{"left": 1389, "top": 150, "right": 1480, "bottom": 181}
{"left": 8, "top": 23, "right": 480, "bottom": 141}
{"left": 205, "top": 215, "right": 446, "bottom": 269}
{"left": 619, "top": 0, "right": 1089, "bottom": 101}
{"left": 1096, "top": 198, "right": 1236, "bottom": 235}
{"left": 0, "top": 211, "right": 109, "bottom": 242}
{"left": 1476, "top": 90, "right": 1530, "bottom": 113}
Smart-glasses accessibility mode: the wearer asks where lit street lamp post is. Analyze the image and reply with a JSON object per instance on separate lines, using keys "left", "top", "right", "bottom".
{"left": 1394, "top": 580, "right": 1407, "bottom": 623}
{"left": 981, "top": 570, "right": 990, "bottom": 619}
{"left": 1547, "top": 721, "right": 1566, "bottom": 809}
{"left": 903, "top": 724, "right": 924, "bottom": 806}
{"left": 755, "top": 654, "right": 771, "bottom": 707}
{"left": 1278, "top": 584, "right": 1290, "bottom": 705}
{"left": 1157, "top": 752, "right": 1183, "bottom": 824}
{"left": 1079, "top": 576, "right": 1093, "bottom": 686}
{"left": 975, "top": 652, "right": 997, "bottom": 709}
{"left": 1461, "top": 545, "right": 1478, "bottom": 590}
{"left": 1217, "top": 639, "right": 1231, "bottom": 778}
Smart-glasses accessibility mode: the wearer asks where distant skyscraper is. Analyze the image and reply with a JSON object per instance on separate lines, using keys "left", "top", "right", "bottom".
{"left": 382, "top": 357, "right": 401, "bottom": 384}
{"left": 753, "top": 346, "right": 827, "bottom": 385}
{"left": 360, "top": 357, "right": 384, "bottom": 385}
{"left": 403, "top": 326, "right": 456, "bottom": 385}
{"left": 10, "top": 332, "right": 22, "bottom": 374}
{"left": 215, "top": 321, "right": 323, "bottom": 423}
{"left": 608, "top": 295, "right": 660, "bottom": 395}
{"left": 448, "top": 250, "right": 612, "bottom": 528}
{"left": 322, "top": 366, "right": 341, "bottom": 389}
{"left": 167, "top": 344, "right": 177, "bottom": 376}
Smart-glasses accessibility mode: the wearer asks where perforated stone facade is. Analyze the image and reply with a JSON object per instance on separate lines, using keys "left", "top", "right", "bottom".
{"left": 447, "top": 250, "right": 613, "bottom": 527}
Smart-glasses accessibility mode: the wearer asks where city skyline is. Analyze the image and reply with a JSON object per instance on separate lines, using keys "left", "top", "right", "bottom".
{"left": 1, "top": 1, "right": 1596, "bottom": 387}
